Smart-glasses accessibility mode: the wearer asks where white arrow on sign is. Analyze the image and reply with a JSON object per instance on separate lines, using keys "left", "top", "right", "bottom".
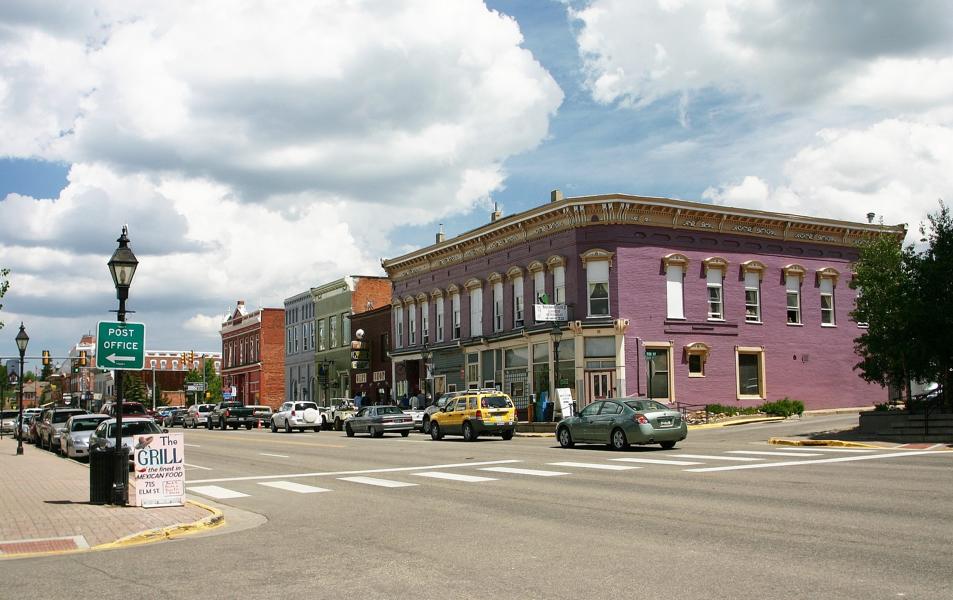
{"left": 106, "top": 353, "right": 136, "bottom": 362}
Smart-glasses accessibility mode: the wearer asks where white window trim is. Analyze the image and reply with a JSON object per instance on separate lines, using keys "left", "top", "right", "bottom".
{"left": 436, "top": 298, "right": 445, "bottom": 342}
{"left": 735, "top": 346, "right": 766, "bottom": 400}
{"left": 663, "top": 255, "right": 686, "bottom": 320}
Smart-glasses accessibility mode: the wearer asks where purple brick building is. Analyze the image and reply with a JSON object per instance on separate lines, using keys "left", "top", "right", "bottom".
{"left": 382, "top": 192, "right": 905, "bottom": 416}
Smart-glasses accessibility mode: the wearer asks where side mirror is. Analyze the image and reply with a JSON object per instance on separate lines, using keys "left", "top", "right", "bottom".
{"left": 440, "top": 406, "right": 448, "bottom": 412}
{"left": 162, "top": 428, "right": 169, "bottom": 433}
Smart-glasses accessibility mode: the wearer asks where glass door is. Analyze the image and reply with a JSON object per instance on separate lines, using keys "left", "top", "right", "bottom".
{"left": 586, "top": 371, "right": 613, "bottom": 403}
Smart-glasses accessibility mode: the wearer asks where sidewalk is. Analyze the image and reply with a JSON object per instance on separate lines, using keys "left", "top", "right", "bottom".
{"left": 0, "top": 437, "right": 220, "bottom": 559}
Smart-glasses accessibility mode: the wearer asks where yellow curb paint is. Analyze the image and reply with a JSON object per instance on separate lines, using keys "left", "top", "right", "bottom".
{"left": 689, "top": 417, "right": 786, "bottom": 430}
{"left": 768, "top": 437, "right": 885, "bottom": 449}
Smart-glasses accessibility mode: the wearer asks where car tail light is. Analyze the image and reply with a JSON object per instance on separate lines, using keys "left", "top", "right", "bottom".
{"left": 291, "top": 409, "right": 296, "bottom": 417}
{"left": 634, "top": 415, "right": 649, "bottom": 425}
{"left": 474, "top": 410, "right": 483, "bottom": 420}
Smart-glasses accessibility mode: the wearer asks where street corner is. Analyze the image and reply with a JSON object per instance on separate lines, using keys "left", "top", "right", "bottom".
{"left": 92, "top": 499, "right": 225, "bottom": 551}
{"left": 768, "top": 437, "right": 887, "bottom": 449}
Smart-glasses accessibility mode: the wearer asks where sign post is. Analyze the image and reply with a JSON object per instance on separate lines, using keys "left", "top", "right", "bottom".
{"left": 131, "top": 432, "right": 185, "bottom": 507}
{"left": 96, "top": 321, "right": 146, "bottom": 370}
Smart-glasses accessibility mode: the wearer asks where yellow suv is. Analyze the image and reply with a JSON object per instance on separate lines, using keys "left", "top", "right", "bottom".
{"left": 429, "top": 390, "right": 516, "bottom": 442}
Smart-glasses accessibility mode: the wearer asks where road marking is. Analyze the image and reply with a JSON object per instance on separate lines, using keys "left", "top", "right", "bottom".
{"left": 685, "top": 450, "right": 951, "bottom": 473}
{"left": 188, "top": 485, "right": 248, "bottom": 499}
{"left": 258, "top": 481, "right": 330, "bottom": 493}
{"left": 778, "top": 447, "right": 876, "bottom": 453}
{"left": 188, "top": 459, "right": 521, "bottom": 485}
{"left": 672, "top": 454, "right": 764, "bottom": 462}
{"left": 548, "top": 462, "right": 640, "bottom": 471}
{"left": 184, "top": 444, "right": 201, "bottom": 448}
{"left": 727, "top": 450, "right": 824, "bottom": 457}
{"left": 339, "top": 476, "right": 417, "bottom": 488}
{"left": 610, "top": 457, "right": 704, "bottom": 466}
{"left": 479, "top": 467, "right": 569, "bottom": 477}
{"left": 185, "top": 463, "right": 212, "bottom": 470}
{"left": 259, "top": 453, "right": 290, "bottom": 459}
{"left": 414, "top": 472, "right": 497, "bottom": 483}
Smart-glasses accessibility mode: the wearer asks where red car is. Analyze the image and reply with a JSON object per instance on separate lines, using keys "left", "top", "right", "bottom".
{"left": 99, "top": 402, "right": 151, "bottom": 419}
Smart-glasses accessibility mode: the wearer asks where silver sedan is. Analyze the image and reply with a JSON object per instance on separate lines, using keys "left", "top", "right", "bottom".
{"left": 60, "top": 414, "right": 110, "bottom": 459}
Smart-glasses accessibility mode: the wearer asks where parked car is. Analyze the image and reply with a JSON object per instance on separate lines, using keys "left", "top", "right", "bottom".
{"left": 1, "top": 410, "right": 20, "bottom": 435}
{"left": 35, "top": 407, "right": 88, "bottom": 451}
{"left": 327, "top": 399, "right": 357, "bottom": 431}
{"left": 88, "top": 417, "right": 166, "bottom": 466}
{"left": 248, "top": 405, "right": 273, "bottom": 424}
{"left": 271, "top": 401, "right": 322, "bottom": 433}
{"left": 346, "top": 405, "right": 414, "bottom": 438}
{"left": 182, "top": 403, "right": 215, "bottom": 428}
{"left": 16, "top": 408, "right": 43, "bottom": 440}
{"left": 429, "top": 390, "right": 516, "bottom": 441}
{"left": 59, "top": 414, "right": 110, "bottom": 459}
{"left": 208, "top": 401, "right": 256, "bottom": 430}
{"left": 100, "top": 401, "right": 150, "bottom": 419}
{"left": 162, "top": 407, "right": 187, "bottom": 427}
{"left": 421, "top": 391, "right": 467, "bottom": 434}
{"left": 402, "top": 407, "right": 426, "bottom": 431}
{"left": 555, "top": 397, "right": 687, "bottom": 450}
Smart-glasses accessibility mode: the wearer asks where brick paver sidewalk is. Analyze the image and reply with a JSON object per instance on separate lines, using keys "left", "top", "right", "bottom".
{"left": 0, "top": 437, "right": 211, "bottom": 556}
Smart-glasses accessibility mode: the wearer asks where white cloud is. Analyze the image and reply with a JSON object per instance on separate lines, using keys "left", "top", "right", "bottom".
{"left": 0, "top": 0, "right": 564, "bottom": 351}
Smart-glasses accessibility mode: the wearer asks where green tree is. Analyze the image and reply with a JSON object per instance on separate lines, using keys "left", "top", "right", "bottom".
{"left": 121, "top": 372, "right": 148, "bottom": 404}
{"left": 40, "top": 362, "right": 53, "bottom": 381}
{"left": 185, "top": 355, "right": 222, "bottom": 405}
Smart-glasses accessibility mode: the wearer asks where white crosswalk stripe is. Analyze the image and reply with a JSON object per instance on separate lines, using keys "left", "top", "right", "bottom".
{"left": 776, "top": 447, "right": 876, "bottom": 453}
{"left": 479, "top": 467, "right": 569, "bottom": 477}
{"left": 727, "top": 450, "right": 824, "bottom": 457}
{"left": 672, "top": 454, "right": 764, "bottom": 462}
{"left": 188, "top": 485, "right": 249, "bottom": 499}
{"left": 258, "top": 481, "right": 330, "bottom": 493}
{"left": 338, "top": 476, "right": 417, "bottom": 488}
{"left": 610, "top": 457, "right": 704, "bottom": 466}
{"left": 548, "top": 462, "right": 640, "bottom": 471}
{"left": 414, "top": 472, "right": 497, "bottom": 483}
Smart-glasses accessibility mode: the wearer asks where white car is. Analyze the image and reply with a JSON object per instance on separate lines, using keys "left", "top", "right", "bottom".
{"left": 271, "top": 401, "right": 322, "bottom": 433}
{"left": 60, "top": 414, "right": 109, "bottom": 459}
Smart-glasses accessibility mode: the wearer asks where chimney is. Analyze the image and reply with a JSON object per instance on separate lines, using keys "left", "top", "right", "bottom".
{"left": 866, "top": 212, "right": 875, "bottom": 224}
{"left": 491, "top": 203, "right": 502, "bottom": 223}
{"left": 551, "top": 189, "right": 563, "bottom": 203}
{"left": 237, "top": 299, "right": 245, "bottom": 306}
{"left": 436, "top": 224, "right": 446, "bottom": 244}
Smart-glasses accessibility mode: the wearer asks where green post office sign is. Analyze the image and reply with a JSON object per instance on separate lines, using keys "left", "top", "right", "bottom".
{"left": 97, "top": 321, "right": 146, "bottom": 370}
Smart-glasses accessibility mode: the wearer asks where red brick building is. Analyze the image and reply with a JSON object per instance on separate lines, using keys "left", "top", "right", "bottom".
{"left": 221, "top": 300, "right": 285, "bottom": 408}
{"left": 347, "top": 304, "right": 392, "bottom": 404}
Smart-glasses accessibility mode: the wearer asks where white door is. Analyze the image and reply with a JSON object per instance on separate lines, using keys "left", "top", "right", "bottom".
{"left": 586, "top": 371, "right": 613, "bottom": 404}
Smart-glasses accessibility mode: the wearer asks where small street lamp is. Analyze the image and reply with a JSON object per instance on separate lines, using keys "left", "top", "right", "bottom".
{"left": 421, "top": 344, "right": 431, "bottom": 406}
{"left": 15, "top": 323, "right": 29, "bottom": 456}
{"left": 107, "top": 225, "right": 139, "bottom": 505}
{"left": 551, "top": 321, "right": 562, "bottom": 386}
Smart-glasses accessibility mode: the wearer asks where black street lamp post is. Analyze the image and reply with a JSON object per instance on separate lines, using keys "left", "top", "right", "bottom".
{"left": 421, "top": 344, "right": 430, "bottom": 406}
{"left": 551, "top": 321, "right": 563, "bottom": 421}
{"left": 15, "top": 323, "right": 29, "bottom": 455}
{"left": 107, "top": 226, "right": 139, "bottom": 505}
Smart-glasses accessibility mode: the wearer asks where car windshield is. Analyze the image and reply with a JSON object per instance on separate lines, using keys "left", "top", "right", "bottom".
{"left": 378, "top": 406, "right": 403, "bottom": 415}
{"left": 53, "top": 411, "right": 82, "bottom": 423}
{"left": 481, "top": 396, "right": 513, "bottom": 409}
{"left": 71, "top": 418, "right": 106, "bottom": 431}
{"left": 107, "top": 421, "right": 161, "bottom": 437}
{"left": 1, "top": 410, "right": 19, "bottom": 419}
{"left": 120, "top": 403, "right": 146, "bottom": 414}
{"left": 198, "top": 406, "right": 211, "bottom": 412}
{"left": 625, "top": 400, "right": 670, "bottom": 412}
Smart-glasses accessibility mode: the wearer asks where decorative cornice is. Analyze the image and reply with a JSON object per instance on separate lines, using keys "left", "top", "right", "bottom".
{"left": 580, "top": 248, "right": 614, "bottom": 268}
{"left": 685, "top": 342, "right": 711, "bottom": 354}
{"left": 415, "top": 292, "right": 428, "bottom": 303}
{"left": 381, "top": 193, "right": 906, "bottom": 282}
{"left": 527, "top": 260, "right": 545, "bottom": 273}
{"left": 546, "top": 255, "right": 566, "bottom": 270}
{"left": 662, "top": 253, "right": 689, "bottom": 268}
{"left": 430, "top": 288, "right": 444, "bottom": 299}
{"left": 703, "top": 256, "right": 729, "bottom": 274}
{"left": 487, "top": 272, "right": 503, "bottom": 284}
{"left": 783, "top": 263, "right": 807, "bottom": 279}
{"left": 506, "top": 266, "right": 524, "bottom": 280}
{"left": 402, "top": 295, "right": 416, "bottom": 305}
{"left": 741, "top": 260, "right": 767, "bottom": 280}
{"left": 464, "top": 277, "right": 483, "bottom": 291}
{"left": 816, "top": 266, "right": 840, "bottom": 284}
{"left": 446, "top": 283, "right": 460, "bottom": 295}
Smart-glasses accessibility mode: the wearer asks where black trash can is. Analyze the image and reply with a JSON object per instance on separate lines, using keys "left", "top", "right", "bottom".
{"left": 89, "top": 448, "right": 115, "bottom": 505}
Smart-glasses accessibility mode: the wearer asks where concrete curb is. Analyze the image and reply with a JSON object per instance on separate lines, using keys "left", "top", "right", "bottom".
{"left": 768, "top": 437, "right": 885, "bottom": 449}
{"left": 93, "top": 499, "right": 225, "bottom": 550}
{"left": 688, "top": 416, "right": 786, "bottom": 430}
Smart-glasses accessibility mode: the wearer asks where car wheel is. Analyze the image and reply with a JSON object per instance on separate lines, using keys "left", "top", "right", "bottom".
{"left": 270, "top": 419, "right": 278, "bottom": 433}
{"left": 422, "top": 417, "right": 431, "bottom": 435}
{"left": 345, "top": 423, "right": 354, "bottom": 437}
{"left": 334, "top": 418, "right": 342, "bottom": 431}
{"left": 245, "top": 423, "right": 253, "bottom": 430}
{"left": 401, "top": 430, "right": 410, "bottom": 437}
{"left": 285, "top": 419, "right": 292, "bottom": 434}
{"left": 462, "top": 422, "right": 477, "bottom": 442}
{"left": 610, "top": 428, "right": 629, "bottom": 451}
{"left": 501, "top": 429, "right": 514, "bottom": 441}
{"left": 373, "top": 427, "right": 384, "bottom": 438}
{"left": 660, "top": 440, "right": 677, "bottom": 449}
{"left": 557, "top": 427, "right": 574, "bottom": 448}
{"left": 430, "top": 422, "right": 443, "bottom": 440}
{"left": 314, "top": 426, "right": 321, "bottom": 433}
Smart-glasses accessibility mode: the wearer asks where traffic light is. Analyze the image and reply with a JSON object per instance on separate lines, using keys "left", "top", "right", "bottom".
{"left": 78, "top": 350, "right": 87, "bottom": 367}
{"left": 42, "top": 350, "right": 51, "bottom": 366}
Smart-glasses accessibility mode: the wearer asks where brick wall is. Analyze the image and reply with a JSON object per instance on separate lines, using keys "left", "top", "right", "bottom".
{"left": 259, "top": 308, "right": 286, "bottom": 409}
{"left": 352, "top": 277, "right": 392, "bottom": 314}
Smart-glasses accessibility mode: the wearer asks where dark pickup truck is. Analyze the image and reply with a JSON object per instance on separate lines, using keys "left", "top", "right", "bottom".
{"left": 208, "top": 401, "right": 256, "bottom": 430}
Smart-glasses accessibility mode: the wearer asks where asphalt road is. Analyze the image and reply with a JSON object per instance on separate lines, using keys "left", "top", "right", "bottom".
{"left": 3, "top": 414, "right": 951, "bottom": 600}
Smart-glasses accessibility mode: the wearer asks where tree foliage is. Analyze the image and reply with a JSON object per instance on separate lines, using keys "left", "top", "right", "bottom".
{"left": 185, "top": 355, "right": 222, "bottom": 404}
{"left": 0, "top": 266, "right": 9, "bottom": 331}
{"left": 852, "top": 201, "right": 953, "bottom": 403}
{"left": 121, "top": 372, "right": 148, "bottom": 404}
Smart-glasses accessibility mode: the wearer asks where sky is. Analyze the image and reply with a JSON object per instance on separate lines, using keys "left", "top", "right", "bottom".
{"left": 2, "top": 0, "right": 953, "bottom": 370}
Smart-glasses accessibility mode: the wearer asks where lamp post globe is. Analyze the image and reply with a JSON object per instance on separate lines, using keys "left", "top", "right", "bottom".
{"left": 15, "top": 323, "right": 29, "bottom": 456}
{"left": 107, "top": 226, "right": 138, "bottom": 506}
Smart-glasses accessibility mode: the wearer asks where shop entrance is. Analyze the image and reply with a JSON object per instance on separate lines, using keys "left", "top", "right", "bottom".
{"left": 586, "top": 371, "right": 614, "bottom": 404}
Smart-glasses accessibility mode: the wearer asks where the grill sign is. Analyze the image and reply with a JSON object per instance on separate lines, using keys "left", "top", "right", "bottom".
{"left": 131, "top": 433, "right": 185, "bottom": 507}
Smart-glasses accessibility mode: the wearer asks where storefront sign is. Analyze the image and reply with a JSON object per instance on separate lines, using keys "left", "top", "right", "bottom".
{"left": 556, "top": 387, "right": 575, "bottom": 418}
{"left": 131, "top": 433, "right": 185, "bottom": 508}
{"left": 534, "top": 303, "right": 568, "bottom": 322}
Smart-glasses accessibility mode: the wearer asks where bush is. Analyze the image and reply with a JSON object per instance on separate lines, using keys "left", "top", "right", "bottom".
{"left": 704, "top": 403, "right": 760, "bottom": 416}
{"left": 759, "top": 398, "right": 804, "bottom": 417}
